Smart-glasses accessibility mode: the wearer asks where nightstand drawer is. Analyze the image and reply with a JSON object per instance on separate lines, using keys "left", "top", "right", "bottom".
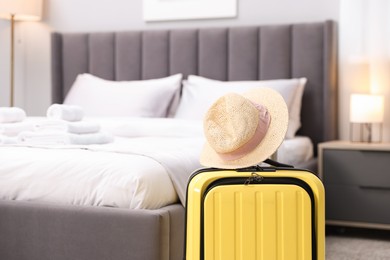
{"left": 323, "top": 149, "right": 390, "bottom": 188}
{"left": 326, "top": 184, "right": 390, "bottom": 224}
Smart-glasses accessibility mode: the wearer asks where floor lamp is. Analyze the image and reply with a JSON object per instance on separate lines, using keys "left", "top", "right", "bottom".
{"left": 0, "top": 0, "right": 42, "bottom": 107}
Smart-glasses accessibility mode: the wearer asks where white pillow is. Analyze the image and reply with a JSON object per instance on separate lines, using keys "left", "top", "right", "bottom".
{"left": 64, "top": 73, "right": 183, "bottom": 117}
{"left": 174, "top": 75, "right": 307, "bottom": 139}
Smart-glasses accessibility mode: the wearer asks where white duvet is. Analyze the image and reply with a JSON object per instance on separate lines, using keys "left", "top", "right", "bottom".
{"left": 0, "top": 118, "right": 204, "bottom": 209}
{"left": 0, "top": 117, "right": 313, "bottom": 210}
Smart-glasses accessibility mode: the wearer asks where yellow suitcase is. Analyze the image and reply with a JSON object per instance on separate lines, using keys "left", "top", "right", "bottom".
{"left": 185, "top": 160, "right": 325, "bottom": 260}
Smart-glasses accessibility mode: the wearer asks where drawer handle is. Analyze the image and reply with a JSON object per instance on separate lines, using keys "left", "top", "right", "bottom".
{"left": 359, "top": 186, "right": 390, "bottom": 191}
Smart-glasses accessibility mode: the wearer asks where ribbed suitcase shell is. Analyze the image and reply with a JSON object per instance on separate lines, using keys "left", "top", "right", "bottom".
{"left": 185, "top": 167, "right": 325, "bottom": 260}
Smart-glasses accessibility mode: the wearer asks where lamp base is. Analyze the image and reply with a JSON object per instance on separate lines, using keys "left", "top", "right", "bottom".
{"left": 350, "top": 122, "right": 383, "bottom": 143}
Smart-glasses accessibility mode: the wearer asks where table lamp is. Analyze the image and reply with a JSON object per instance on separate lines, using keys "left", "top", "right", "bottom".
{"left": 0, "top": 0, "right": 43, "bottom": 107}
{"left": 350, "top": 93, "right": 384, "bottom": 142}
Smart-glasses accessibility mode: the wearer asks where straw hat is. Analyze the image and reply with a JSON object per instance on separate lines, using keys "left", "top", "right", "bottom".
{"left": 200, "top": 87, "right": 288, "bottom": 169}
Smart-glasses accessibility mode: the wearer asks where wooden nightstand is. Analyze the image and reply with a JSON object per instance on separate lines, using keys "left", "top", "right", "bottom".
{"left": 318, "top": 141, "right": 390, "bottom": 230}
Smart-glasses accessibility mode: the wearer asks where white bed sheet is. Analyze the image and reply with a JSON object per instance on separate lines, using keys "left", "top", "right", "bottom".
{"left": 0, "top": 145, "right": 177, "bottom": 209}
{"left": 278, "top": 136, "right": 314, "bottom": 166}
{"left": 0, "top": 118, "right": 204, "bottom": 209}
{"left": 0, "top": 117, "right": 313, "bottom": 210}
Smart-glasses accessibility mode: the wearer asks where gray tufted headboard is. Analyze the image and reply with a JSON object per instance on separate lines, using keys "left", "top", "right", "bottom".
{"left": 51, "top": 20, "right": 338, "bottom": 153}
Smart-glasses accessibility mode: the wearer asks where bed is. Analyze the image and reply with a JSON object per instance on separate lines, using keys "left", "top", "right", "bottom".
{"left": 0, "top": 20, "right": 337, "bottom": 260}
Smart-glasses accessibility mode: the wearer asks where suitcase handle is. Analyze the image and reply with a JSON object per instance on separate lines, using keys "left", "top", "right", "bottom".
{"left": 264, "top": 158, "right": 294, "bottom": 168}
{"left": 237, "top": 159, "right": 294, "bottom": 172}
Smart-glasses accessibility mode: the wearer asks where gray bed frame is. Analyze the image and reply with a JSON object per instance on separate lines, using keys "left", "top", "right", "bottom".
{"left": 0, "top": 20, "right": 337, "bottom": 260}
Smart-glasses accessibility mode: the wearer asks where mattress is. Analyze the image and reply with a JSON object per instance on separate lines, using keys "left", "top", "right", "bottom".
{"left": 0, "top": 117, "right": 313, "bottom": 210}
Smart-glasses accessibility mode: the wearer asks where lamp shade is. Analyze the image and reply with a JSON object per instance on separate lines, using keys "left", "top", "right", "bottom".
{"left": 350, "top": 94, "right": 384, "bottom": 123}
{"left": 0, "top": 0, "right": 42, "bottom": 21}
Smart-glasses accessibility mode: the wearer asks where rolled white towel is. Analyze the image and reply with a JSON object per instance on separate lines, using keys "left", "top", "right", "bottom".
{"left": 0, "top": 135, "right": 18, "bottom": 145}
{"left": 0, "top": 107, "right": 26, "bottom": 123}
{"left": 34, "top": 119, "right": 68, "bottom": 132}
{"left": 47, "top": 104, "right": 84, "bottom": 122}
{"left": 0, "top": 121, "right": 34, "bottom": 137}
{"left": 68, "top": 121, "right": 100, "bottom": 134}
{"left": 69, "top": 132, "right": 114, "bottom": 145}
{"left": 17, "top": 131, "right": 70, "bottom": 145}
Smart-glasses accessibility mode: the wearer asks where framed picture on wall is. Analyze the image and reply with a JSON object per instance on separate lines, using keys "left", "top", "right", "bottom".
{"left": 143, "top": 0, "right": 237, "bottom": 22}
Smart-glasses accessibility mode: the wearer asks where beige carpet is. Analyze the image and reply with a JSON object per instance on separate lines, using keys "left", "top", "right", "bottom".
{"left": 326, "top": 227, "right": 390, "bottom": 260}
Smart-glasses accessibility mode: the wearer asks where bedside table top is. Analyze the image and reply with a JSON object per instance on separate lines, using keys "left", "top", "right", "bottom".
{"left": 319, "top": 140, "right": 390, "bottom": 151}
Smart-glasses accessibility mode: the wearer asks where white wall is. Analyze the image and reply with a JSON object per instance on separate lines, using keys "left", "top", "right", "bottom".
{"left": 0, "top": 0, "right": 340, "bottom": 117}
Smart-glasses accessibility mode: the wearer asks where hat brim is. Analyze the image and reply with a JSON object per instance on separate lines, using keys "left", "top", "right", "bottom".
{"left": 200, "top": 87, "right": 288, "bottom": 169}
